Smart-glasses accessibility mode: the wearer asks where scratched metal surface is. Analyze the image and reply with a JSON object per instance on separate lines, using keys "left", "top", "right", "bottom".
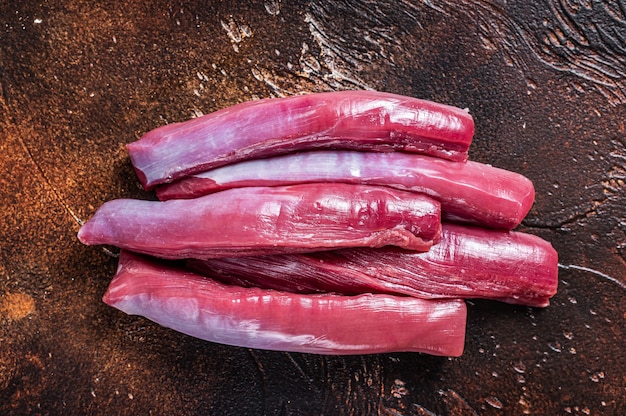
{"left": 1, "top": 1, "right": 624, "bottom": 415}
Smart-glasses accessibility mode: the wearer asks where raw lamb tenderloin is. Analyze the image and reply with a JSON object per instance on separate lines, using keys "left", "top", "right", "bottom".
{"left": 78, "top": 183, "right": 442, "bottom": 259}
{"left": 104, "top": 251, "right": 468, "bottom": 356}
{"left": 157, "top": 150, "right": 534, "bottom": 229}
{"left": 128, "top": 90, "right": 474, "bottom": 189}
{"left": 188, "top": 223, "right": 558, "bottom": 307}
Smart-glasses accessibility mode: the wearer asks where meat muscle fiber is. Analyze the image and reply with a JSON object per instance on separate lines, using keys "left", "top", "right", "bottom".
{"left": 157, "top": 150, "right": 534, "bottom": 229}
{"left": 188, "top": 223, "right": 558, "bottom": 307}
{"left": 103, "top": 251, "right": 468, "bottom": 356}
{"left": 127, "top": 90, "right": 474, "bottom": 189}
{"left": 77, "top": 184, "right": 441, "bottom": 259}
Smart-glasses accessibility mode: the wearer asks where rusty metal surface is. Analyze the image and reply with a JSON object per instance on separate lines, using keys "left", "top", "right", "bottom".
{"left": 1, "top": 1, "right": 624, "bottom": 414}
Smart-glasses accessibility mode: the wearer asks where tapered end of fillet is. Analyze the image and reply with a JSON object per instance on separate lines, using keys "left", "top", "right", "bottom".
{"left": 102, "top": 286, "right": 116, "bottom": 307}
{"left": 101, "top": 250, "right": 133, "bottom": 306}
{"left": 76, "top": 223, "right": 92, "bottom": 245}
{"left": 102, "top": 276, "right": 137, "bottom": 311}
{"left": 101, "top": 251, "right": 168, "bottom": 308}
{"left": 77, "top": 200, "right": 117, "bottom": 246}
{"left": 76, "top": 199, "right": 141, "bottom": 248}
{"left": 77, "top": 218, "right": 106, "bottom": 246}
{"left": 102, "top": 276, "right": 123, "bottom": 307}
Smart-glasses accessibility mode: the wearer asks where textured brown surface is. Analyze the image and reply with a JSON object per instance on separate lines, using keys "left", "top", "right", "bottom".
{"left": 1, "top": 1, "right": 624, "bottom": 415}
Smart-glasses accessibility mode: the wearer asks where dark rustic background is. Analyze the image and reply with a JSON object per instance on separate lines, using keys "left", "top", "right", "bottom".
{"left": 1, "top": 1, "right": 624, "bottom": 415}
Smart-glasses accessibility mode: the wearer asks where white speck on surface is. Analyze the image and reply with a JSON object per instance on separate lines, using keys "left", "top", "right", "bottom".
{"left": 485, "top": 396, "right": 503, "bottom": 409}
{"left": 391, "top": 379, "right": 408, "bottom": 398}
{"left": 513, "top": 361, "right": 526, "bottom": 373}
{"left": 264, "top": 0, "right": 281, "bottom": 16}
{"left": 34, "top": 18, "right": 42, "bottom": 24}
{"left": 589, "top": 370, "right": 605, "bottom": 382}
{"left": 303, "top": 12, "right": 371, "bottom": 90}
{"left": 548, "top": 342, "right": 562, "bottom": 353}
{"left": 518, "top": 396, "right": 531, "bottom": 414}
{"left": 221, "top": 16, "right": 253, "bottom": 52}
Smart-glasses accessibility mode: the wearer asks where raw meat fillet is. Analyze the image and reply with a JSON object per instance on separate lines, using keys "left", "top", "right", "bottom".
{"left": 103, "top": 251, "right": 468, "bottom": 356}
{"left": 127, "top": 90, "right": 474, "bottom": 189}
{"left": 157, "top": 150, "right": 534, "bottom": 229}
{"left": 188, "top": 223, "right": 558, "bottom": 307}
{"left": 77, "top": 184, "right": 441, "bottom": 259}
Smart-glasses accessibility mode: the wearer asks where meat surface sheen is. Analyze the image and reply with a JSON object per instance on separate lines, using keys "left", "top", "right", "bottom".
{"left": 77, "top": 184, "right": 441, "bottom": 259}
{"left": 157, "top": 150, "right": 534, "bottom": 229}
{"left": 188, "top": 223, "right": 558, "bottom": 307}
{"left": 128, "top": 90, "right": 474, "bottom": 189}
{"left": 103, "top": 251, "right": 467, "bottom": 356}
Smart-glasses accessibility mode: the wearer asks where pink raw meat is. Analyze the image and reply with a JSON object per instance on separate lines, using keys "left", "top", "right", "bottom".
{"left": 188, "top": 223, "right": 558, "bottom": 307}
{"left": 157, "top": 150, "right": 534, "bottom": 230}
{"left": 77, "top": 184, "right": 441, "bottom": 259}
{"left": 127, "top": 90, "right": 474, "bottom": 189}
{"left": 103, "top": 251, "right": 468, "bottom": 356}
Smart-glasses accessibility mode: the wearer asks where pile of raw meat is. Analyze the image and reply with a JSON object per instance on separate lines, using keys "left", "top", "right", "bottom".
{"left": 78, "top": 90, "right": 558, "bottom": 357}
